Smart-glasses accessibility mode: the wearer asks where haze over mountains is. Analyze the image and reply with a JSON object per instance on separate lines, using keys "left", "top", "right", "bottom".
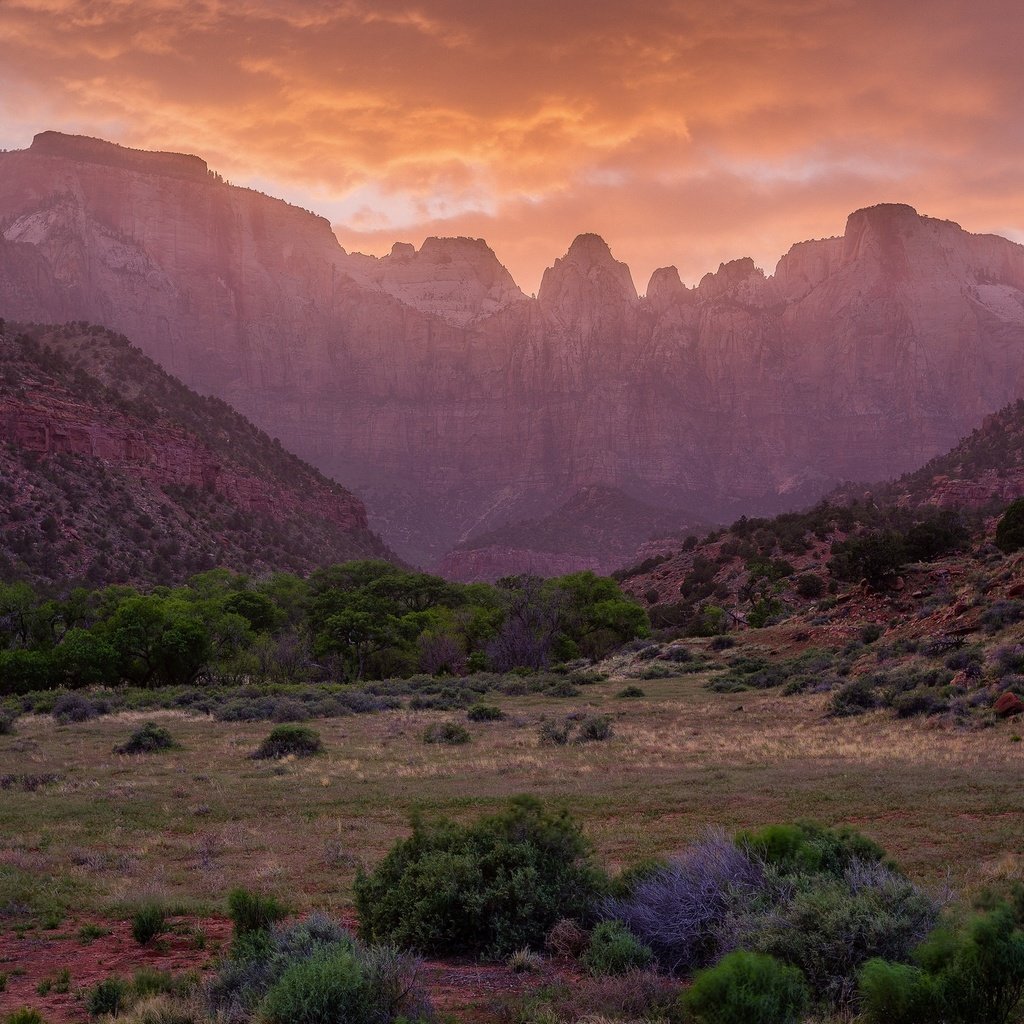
{"left": 3, "top": 131, "right": 1024, "bottom": 571}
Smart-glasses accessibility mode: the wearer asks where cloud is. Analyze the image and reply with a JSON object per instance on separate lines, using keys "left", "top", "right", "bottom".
{"left": 0, "top": 0, "right": 1022, "bottom": 290}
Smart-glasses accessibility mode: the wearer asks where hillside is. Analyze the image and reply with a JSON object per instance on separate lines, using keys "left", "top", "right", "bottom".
{"left": 0, "top": 319, "right": 395, "bottom": 586}
{"left": 4, "top": 132, "right": 1024, "bottom": 564}
{"left": 437, "top": 485, "right": 709, "bottom": 581}
{"left": 832, "top": 400, "right": 1024, "bottom": 513}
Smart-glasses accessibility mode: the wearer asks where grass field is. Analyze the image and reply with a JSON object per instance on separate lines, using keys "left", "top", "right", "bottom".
{"left": 2, "top": 669, "right": 1022, "bottom": 933}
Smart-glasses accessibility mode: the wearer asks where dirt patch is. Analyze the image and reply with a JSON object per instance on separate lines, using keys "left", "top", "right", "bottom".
{"left": 0, "top": 917, "right": 230, "bottom": 1022}
{"left": 0, "top": 916, "right": 561, "bottom": 1024}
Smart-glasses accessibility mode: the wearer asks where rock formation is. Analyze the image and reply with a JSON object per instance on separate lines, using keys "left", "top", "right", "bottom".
{"left": 3, "top": 132, "right": 1024, "bottom": 567}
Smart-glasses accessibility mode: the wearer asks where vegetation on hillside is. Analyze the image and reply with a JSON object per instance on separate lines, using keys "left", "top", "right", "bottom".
{"left": 0, "top": 320, "right": 393, "bottom": 585}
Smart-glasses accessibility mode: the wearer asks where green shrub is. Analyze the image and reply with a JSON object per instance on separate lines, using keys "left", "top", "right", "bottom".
{"left": 354, "top": 797, "right": 602, "bottom": 959}
{"left": 466, "top": 703, "right": 504, "bottom": 722}
{"left": 576, "top": 714, "right": 613, "bottom": 743}
{"left": 131, "top": 903, "right": 167, "bottom": 945}
{"left": 737, "top": 821, "right": 885, "bottom": 877}
{"left": 86, "top": 976, "right": 130, "bottom": 1017}
{"left": 794, "top": 573, "right": 825, "bottom": 600}
{"left": 114, "top": 722, "right": 179, "bottom": 755}
{"left": 0, "top": 712, "right": 15, "bottom": 735}
{"left": 260, "top": 947, "right": 369, "bottom": 1024}
{"left": 859, "top": 958, "right": 942, "bottom": 1024}
{"left": 752, "top": 868, "right": 939, "bottom": 1006}
{"left": 996, "top": 499, "right": 1024, "bottom": 554}
{"left": 227, "top": 888, "right": 287, "bottom": 936}
{"left": 422, "top": 721, "right": 471, "bottom": 745}
{"left": 681, "top": 950, "right": 810, "bottom": 1024}
{"left": 581, "top": 920, "right": 653, "bottom": 975}
{"left": 616, "top": 685, "right": 645, "bottom": 699}
{"left": 251, "top": 724, "right": 323, "bottom": 759}
{"left": 7, "top": 1011, "right": 46, "bottom": 1024}
{"left": 859, "top": 899, "right": 1024, "bottom": 1024}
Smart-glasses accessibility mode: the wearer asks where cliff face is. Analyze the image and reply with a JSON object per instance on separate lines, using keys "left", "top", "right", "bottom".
{"left": 3, "top": 132, "right": 1024, "bottom": 566}
{"left": 0, "top": 321, "right": 394, "bottom": 586}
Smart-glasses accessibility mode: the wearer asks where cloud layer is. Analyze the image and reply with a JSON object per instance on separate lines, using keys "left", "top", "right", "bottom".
{"left": 2, "top": 0, "right": 1022, "bottom": 290}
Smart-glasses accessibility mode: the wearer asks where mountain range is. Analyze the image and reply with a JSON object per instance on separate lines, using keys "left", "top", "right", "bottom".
{"left": 3, "top": 131, "right": 1024, "bottom": 573}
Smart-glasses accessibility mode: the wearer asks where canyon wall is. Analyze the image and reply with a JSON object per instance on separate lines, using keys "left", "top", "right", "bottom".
{"left": 3, "top": 132, "right": 1024, "bottom": 566}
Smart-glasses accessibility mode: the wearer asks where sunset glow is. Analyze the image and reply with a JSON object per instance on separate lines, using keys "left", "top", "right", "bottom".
{"left": 2, "top": 0, "right": 1021, "bottom": 289}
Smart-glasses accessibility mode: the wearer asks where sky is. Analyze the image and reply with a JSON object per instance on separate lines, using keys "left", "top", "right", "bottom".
{"left": 1, "top": 0, "right": 1022, "bottom": 293}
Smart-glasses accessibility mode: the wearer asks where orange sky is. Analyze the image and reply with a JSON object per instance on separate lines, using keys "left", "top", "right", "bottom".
{"left": 1, "top": 0, "right": 1022, "bottom": 292}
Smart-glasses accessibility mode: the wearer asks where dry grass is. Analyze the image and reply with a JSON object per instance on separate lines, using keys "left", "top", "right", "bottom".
{"left": 1, "top": 673, "right": 1021, "bottom": 921}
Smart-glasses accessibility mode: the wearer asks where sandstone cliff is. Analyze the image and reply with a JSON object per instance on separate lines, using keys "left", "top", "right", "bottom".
{"left": 3, "top": 132, "right": 1024, "bottom": 566}
{"left": 0, "top": 320, "right": 394, "bottom": 586}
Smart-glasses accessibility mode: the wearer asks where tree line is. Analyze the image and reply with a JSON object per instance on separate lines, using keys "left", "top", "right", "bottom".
{"left": 0, "top": 562, "right": 649, "bottom": 694}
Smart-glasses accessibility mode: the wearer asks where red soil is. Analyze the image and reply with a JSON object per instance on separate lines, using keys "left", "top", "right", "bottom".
{"left": 0, "top": 916, "right": 553, "bottom": 1023}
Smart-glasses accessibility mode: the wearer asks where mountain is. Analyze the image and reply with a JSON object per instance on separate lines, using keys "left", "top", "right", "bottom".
{"left": 436, "top": 484, "right": 710, "bottom": 581}
{"left": 0, "top": 319, "right": 395, "bottom": 586}
{"left": 3, "top": 131, "right": 1024, "bottom": 565}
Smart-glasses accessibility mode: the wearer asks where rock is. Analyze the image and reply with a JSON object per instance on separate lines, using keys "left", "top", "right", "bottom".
{"left": 994, "top": 692, "right": 1024, "bottom": 717}
{"left": 3, "top": 134, "right": 1024, "bottom": 563}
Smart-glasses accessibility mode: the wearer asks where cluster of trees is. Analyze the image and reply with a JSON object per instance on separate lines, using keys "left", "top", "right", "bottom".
{"left": 0, "top": 562, "right": 649, "bottom": 694}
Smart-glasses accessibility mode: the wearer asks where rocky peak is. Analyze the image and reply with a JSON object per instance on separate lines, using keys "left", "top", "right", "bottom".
{"left": 342, "top": 235, "right": 526, "bottom": 326}
{"left": 645, "top": 266, "right": 691, "bottom": 309}
{"left": 697, "top": 257, "right": 770, "bottom": 303}
{"left": 537, "top": 233, "right": 638, "bottom": 319}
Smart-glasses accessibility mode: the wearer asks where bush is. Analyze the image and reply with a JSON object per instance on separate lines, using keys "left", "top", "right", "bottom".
{"left": 794, "top": 573, "right": 826, "bottom": 600}
{"left": 86, "top": 976, "right": 130, "bottom": 1016}
{"left": 859, "top": 958, "right": 942, "bottom": 1024}
{"left": 545, "top": 918, "right": 590, "bottom": 958}
{"left": 616, "top": 685, "right": 645, "bottom": 699}
{"left": 601, "top": 830, "right": 765, "bottom": 974}
{"left": 52, "top": 692, "right": 98, "bottom": 723}
{"left": 422, "top": 721, "right": 471, "bottom": 745}
{"left": 576, "top": 714, "right": 613, "bottom": 743}
{"left": 736, "top": 821, "right": 886, "bottom": 877}
{"left": 996, "top": 499, "right": 1024, "bottom": 554}
{"left": 681, "top": 951, "right": 810, "bottom": 1024}
{"left": 0, "top": 713, "right": 14, "bottom": 736}
{"left": 827, "top": 676, "right": 880, "bottom": 716}
{"left": 466, "top": 703, "right": 504, "bottom": 722}
{"left": 251, "top": 724, "right": 323, "bottom": 759}
{"left": 132, "top": 903, "right": 167, "bottom": 945}
{"left": 208, "top": 913, "right": 431, "bottom": 1024}
{"left": 7, "top": 1012, "right": 46, "bottom": 1024}
{"left": 859, "top": 898, "right": 1024, "bottom": 1024}
{"left": 538, "top": 719, "right": 572, "bottom": 745}
{"left": 115, "top": 722, "right": 179, "bottom": 755}
{"left": 259, "top": 947, "right": 369, "bottom": 1024}
{"left": 507, "top": 947, "right": 544, "bottom": 973}
{"left": 751, "top": 862, "right": 939, "bottom": 1006}
{"left": 227, "top": 888, "right": 287, "bottom": 937}
{"left": 354, "top": 797, "right": 602, "bottom": 959}
{"left": 581, "top": 920, "right": 653, "bottom": 975}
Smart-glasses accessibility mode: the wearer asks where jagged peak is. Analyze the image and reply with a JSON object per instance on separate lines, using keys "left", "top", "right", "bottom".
{"left": 538, "top": 232, "right": 638, "bottom": 308}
